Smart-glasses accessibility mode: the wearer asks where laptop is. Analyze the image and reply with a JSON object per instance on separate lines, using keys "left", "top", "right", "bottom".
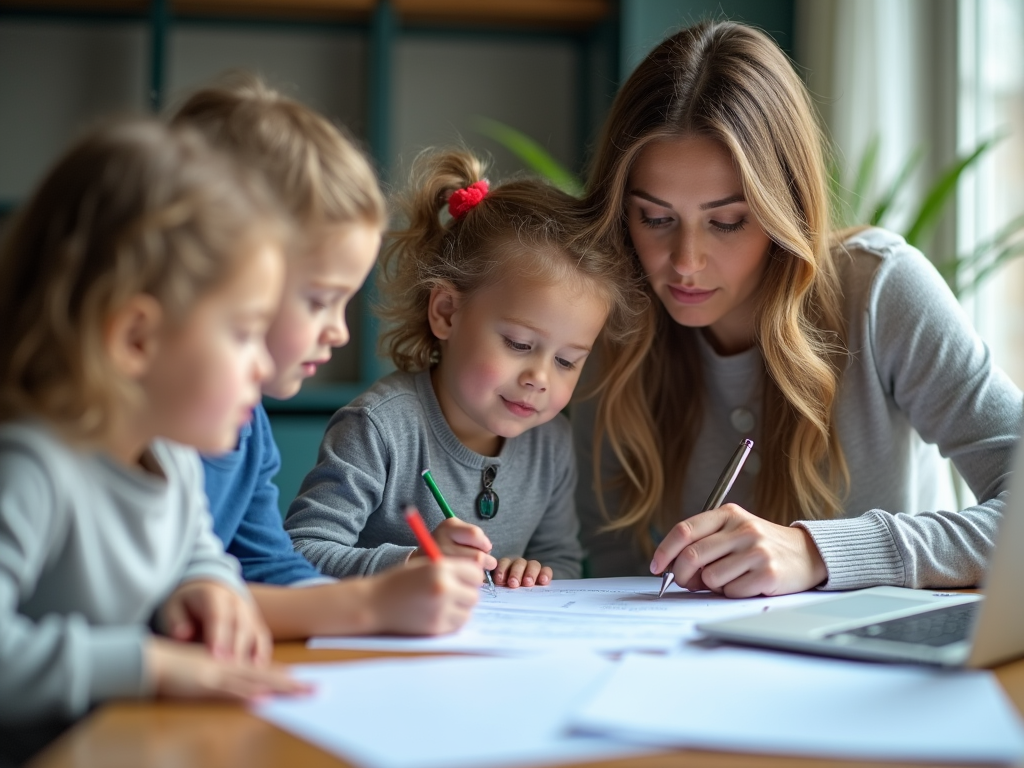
{"left": 696, "top": 446, "right": 1024, "bottom": 668}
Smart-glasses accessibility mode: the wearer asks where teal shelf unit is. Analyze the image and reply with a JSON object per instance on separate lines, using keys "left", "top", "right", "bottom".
{"left": 263, "top": 4, "right": 622, "bottom": 511}
{"left": 0, "top": 0, "right": 620, "bottom": 513}
{"left": 0, "top": 0, "right": 795, "bottom": 514}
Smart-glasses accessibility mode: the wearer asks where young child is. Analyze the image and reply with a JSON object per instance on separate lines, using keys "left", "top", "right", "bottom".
{"left": 284, "top": 150, "right": 645, "bottom": 588}
{"left": 171, "top": 78, "right": 481, "bottom": 638}
{"left": 0, "top": 119, "right": 306, "bottom": 731}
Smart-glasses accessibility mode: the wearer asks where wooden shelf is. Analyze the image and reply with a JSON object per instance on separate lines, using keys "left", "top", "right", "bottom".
{"left": 1, "top": 0, "right": 613, "bottom": 422}
{"left": 0, "top": 0, "right": 611, "bottom": 26}
{"left": 174, "top": 0, "right": 373, "bottom": 21}
{"left": 0, "top": 0, "right": 147, "bottom": 13}
{"left": 394, "top": 0, "right": 610, "bottom": 28}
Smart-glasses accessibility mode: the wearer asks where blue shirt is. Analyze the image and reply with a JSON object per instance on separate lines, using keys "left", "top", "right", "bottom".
{"left": 202, "top": 404, "right": 324, "bottom": 585}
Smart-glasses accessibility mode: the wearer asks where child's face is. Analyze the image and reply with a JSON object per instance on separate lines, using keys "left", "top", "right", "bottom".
{"left": 430, "top": 270, "right": 609, "bottom": 456}
{"left": 144, "top": 242, "right": 284, "bottom": 453}
{"left": 262, "top": 222, "right": 381, "bottom": 400}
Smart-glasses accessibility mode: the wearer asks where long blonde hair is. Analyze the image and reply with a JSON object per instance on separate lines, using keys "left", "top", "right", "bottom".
{"left": 585, "top": 21, "right": 849, "bottom": 554}
{"left": 0, "top": 118, "right": 284, "bottom": 443}
{"left": 378, "top": 149, "right": 647, "bottom": 372}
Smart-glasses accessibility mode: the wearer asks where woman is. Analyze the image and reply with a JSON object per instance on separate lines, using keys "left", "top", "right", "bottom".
{"left": 575, "top": 20, "right": 1022, "bottom": 596}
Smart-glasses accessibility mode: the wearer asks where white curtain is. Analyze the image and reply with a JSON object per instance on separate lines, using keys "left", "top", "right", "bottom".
{"left": 959, "top": 0, "right": 1024, "bottom": 388}
{"left": 795, "top": 0, "right": 959, "bottom": 238}
{"left": 795, "top": 0, "right": 965, "bottom": 509}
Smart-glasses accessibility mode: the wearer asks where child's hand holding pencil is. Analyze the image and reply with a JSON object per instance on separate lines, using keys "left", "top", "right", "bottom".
{"left": 413, "top": 517, "right": 497, "bottom": 572}
{"left": 368, "top": 506, "right": 482, "bottom": 635}
{"left": 418, "top": 469, "right": 498, "bottom": 593}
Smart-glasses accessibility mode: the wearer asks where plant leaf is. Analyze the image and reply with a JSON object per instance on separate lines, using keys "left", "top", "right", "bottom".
{"left": 959, "top": 241, "right": 1024, "bottom": 297}
{"left": 473, "top": 117, "right": 583, "bottom": 197}
{"left": 904, "top": 136, "right": 1002, "bottom": 248}
{"left": 941, "top": 212, "right": 1024, "bottom": 276}
{"left": 850, "top": 135, "right": 880, "bottom": 223}
{"left": 935, "top": 255, "right": 959, "bottom": 283}
{"left": 968, "top": 212, "right": 1024, "bottom": 265}
{"left": 870, "top": 147, "right": 923, "bottom": 227}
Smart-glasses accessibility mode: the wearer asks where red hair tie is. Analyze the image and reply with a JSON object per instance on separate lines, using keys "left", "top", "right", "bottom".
{"left": 448, "top": 180, "right": 489, "bottom": 219}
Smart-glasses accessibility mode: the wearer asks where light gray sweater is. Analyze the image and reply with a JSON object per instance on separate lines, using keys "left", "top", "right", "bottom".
{"left": 0, "top": 422, "right": 246, "bottom": 724}
{"left": 285, "top": 370, "right": 583, "bottom": 579}
{"left": 574, "top": 228, "right": 1023, "bottom": 590}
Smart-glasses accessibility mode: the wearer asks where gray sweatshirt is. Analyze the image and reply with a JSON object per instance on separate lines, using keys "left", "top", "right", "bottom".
{"left": 574, "top": 228, "right": 1023, "bottom": 590}
{"left": 0, "top": 422, "right": 246, "bottom": 724}
{"left": 285, "top": 370, "right": 582, "bottom": 579}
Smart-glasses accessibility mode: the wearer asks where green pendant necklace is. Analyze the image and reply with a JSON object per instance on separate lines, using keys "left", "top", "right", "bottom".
{"left": 476, "top": 465, "right": 499, "bottom": 519}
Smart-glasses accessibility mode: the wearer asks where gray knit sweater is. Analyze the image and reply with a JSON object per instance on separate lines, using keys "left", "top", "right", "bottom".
{"left": 0, "top": 422, "right": 246, "bottom": 723}
{"left": 574, "top": 228, "right": 1023, "bottom": 590}
{"left": 285, "top": 370, "right": 583, "bottom": 579}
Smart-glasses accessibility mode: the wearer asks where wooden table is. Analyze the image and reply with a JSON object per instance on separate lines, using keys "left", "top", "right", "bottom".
{"left": 29, "top": 643, "right": 1024, "bottom": 768}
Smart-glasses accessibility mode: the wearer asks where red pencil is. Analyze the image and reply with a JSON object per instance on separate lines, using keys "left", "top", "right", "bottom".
{"left": 403, "top": 505, "right": 443, "bottom": 562}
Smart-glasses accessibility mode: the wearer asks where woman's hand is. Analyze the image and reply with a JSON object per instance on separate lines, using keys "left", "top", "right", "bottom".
{"left": 156, "top": 579, "right": 272, "bottom": 665}
{"left": 493, "top": 557, "right": 552, "bottom": 588}
{"left": 145, "top": 637, "right": 310, "bottom": 702}
{"left": 411, "top": 517, "right": 498, "bottom": 572}
{"left": 650, "top": 503, "right": 828, "bottom": 597}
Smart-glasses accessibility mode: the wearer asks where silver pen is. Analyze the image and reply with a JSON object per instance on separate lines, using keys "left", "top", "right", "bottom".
{"left": 657, "top": 438, "right": 754, "bottom": 598}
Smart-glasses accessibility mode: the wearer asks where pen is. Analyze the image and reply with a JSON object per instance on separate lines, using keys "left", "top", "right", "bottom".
{"left": 658, "top": 438, "right": 754, "bottom": 598}
{"left": 403, "top": 506, "right": 442, "bottom": 562}
{"left": 421, "top": 468, "right": 497, "bottom": 595}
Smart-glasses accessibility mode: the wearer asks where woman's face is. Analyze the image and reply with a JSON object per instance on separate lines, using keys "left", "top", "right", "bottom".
{"left": 626, "top": 135, "right": 772, "bottom": 355}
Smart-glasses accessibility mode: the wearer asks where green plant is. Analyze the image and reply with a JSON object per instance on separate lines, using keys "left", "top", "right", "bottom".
{"left": 473, "top": 117, "right": 583, "bottom": 197}
{"left": 831, "top": 135, "right": 1024, "bottom": 298}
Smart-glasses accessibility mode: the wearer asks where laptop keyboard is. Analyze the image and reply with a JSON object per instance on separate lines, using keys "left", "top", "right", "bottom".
{"left": 827, "top": 602, "right": 980, "bottom": 647}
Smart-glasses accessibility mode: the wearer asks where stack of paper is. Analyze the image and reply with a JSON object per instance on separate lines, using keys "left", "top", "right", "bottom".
{"left": 254, "top": 579, "right": 1024, "bottom": 767}
{"left": 571, "top": 646, "right": 1024, "bottom": 764}
{"left": 254, "top": 654, "right": 653, "bottom": 768}
{"left": 255, "top": 647, "right": 1024, "bottom": 767}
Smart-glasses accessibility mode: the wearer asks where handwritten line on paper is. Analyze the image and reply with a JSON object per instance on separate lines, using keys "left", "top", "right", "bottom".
{"left": 309, "top": 577, "right": 834, "bottom": 655}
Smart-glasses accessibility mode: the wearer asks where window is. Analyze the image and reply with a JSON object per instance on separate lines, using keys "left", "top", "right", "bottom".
{"left": 959, "top": 0, "right": 1024, "bottom": 387}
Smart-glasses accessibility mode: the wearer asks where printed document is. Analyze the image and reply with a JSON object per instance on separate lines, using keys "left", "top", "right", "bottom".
{"left": 309, "top": 577, "right": 833, "bottom": 654}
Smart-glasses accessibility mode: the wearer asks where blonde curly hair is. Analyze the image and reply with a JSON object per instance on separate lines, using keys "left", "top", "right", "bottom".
{"left": 0, "top": 118, "right": 285, "bottom": 443}
{"left": 376, "top": 149, "right": 648, "bottom": 374}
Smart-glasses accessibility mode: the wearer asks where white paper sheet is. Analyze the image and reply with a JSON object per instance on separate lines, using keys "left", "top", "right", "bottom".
{"left": 309, "top": 577, "right": 834, "bottom": 655}
{"left": 253, "top": 655, "right": 651, "bottom": 768}
{"left": 570, "top": 647, "right": 1024, "bottom": 764}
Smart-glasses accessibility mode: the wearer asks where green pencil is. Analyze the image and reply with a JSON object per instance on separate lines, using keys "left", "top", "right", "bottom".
{"left": 420, "top": 468, "right": 496, "bottom": 594}
{"left": 421, "top": 468, "right": 455, "bottom": 519}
